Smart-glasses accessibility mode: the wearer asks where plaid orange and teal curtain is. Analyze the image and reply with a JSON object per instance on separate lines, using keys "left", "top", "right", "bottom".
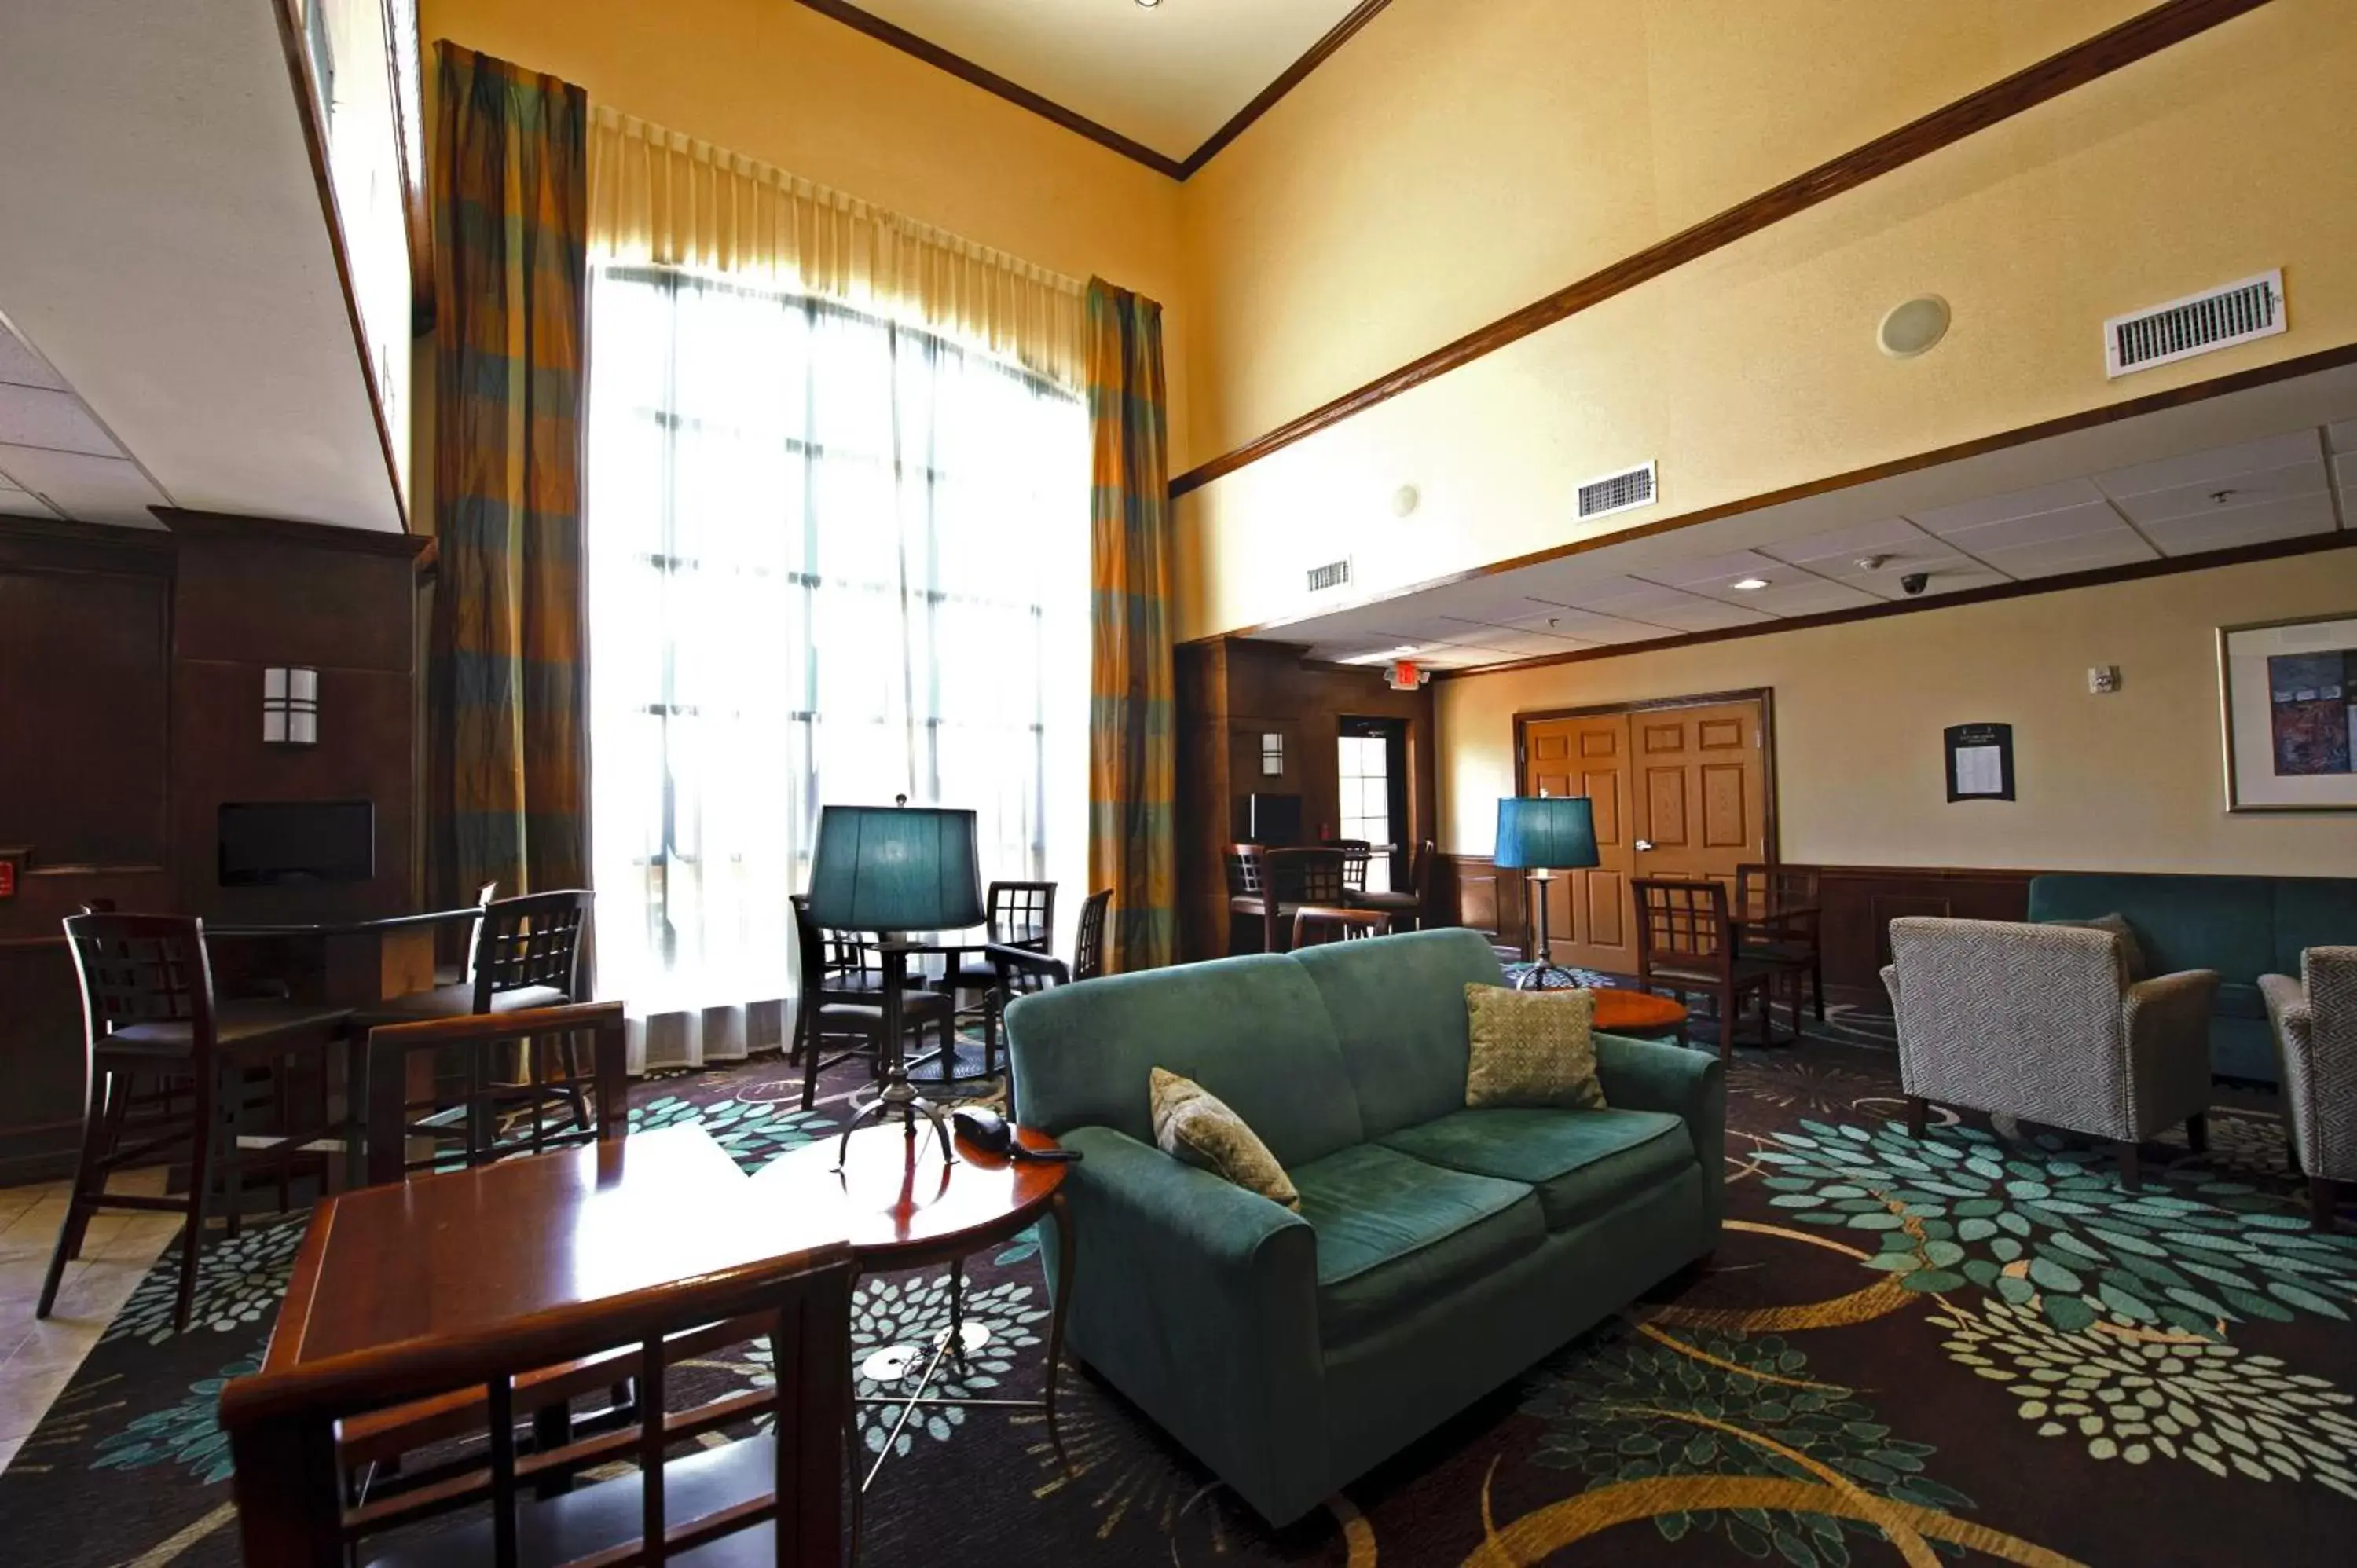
{"left": 427, "top": 44, "right": 590, "bottom": 901}
{"left": 1084, "top": 280, "right": 1176, "bottom": 972}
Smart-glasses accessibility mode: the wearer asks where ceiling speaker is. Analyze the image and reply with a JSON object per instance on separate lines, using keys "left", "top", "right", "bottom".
{"left": 1878, "top": 295, "right": 1951, "bottom": 359}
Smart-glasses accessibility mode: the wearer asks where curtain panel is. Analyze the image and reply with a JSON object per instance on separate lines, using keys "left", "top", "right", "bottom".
{"left": 427, "top": 44, "right": 591, "bottom": 902}
{"left": 587, "top": 106, "right": 1085, "bottom": 394}
{"left": 1084, "top": 280, "right": 1177, "bottom": 973}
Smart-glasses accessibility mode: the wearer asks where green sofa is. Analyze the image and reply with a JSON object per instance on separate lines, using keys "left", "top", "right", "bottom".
{"left": 2028, "top": 872, "right": 2357, "bottom": 1085}
{"left": 1002, "top": 928, "right": 1724, "bottom": 1526}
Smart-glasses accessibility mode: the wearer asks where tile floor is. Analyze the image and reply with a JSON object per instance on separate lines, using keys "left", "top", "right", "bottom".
{"left": 0, "top": 1173, "right": 182, "bottom": 1476}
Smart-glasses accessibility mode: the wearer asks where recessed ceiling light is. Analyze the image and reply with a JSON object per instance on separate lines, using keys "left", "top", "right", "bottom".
{"left": 1732, "top": 577, "right": 1770, "bottom": 591}
{"left": 1135, "top": 0, "right": 1161, "bottom": 8}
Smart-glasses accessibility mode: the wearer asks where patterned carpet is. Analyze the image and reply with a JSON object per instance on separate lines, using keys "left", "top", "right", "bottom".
{"left": 3, "top": 998, "right": 2354, "bottom": 1566}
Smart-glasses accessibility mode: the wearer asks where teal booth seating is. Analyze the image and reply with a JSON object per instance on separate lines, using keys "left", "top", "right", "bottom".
{"left": 2028, "top": 872, "right": 2357, "bottom": 1086}
{"left": 1003, "top": 928, "right": 1724, "bottom": 1526}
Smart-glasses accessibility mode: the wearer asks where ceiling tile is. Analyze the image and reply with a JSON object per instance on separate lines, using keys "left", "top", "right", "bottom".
{"left": 0, "top": 382, "right": 123, "bottom": 458}
{"left": 1618, "top": 595, "right": 1776, "bottom": 632}
{"left": 1712, "top": 578, "right": 1883, "bottom": 617}
{"left": 2331, "top": 452, "right": 2357, "bottom": 493}
{"left": 0, "top": 443, "right": 166, "bottom": 526}
{"left": 2139, "top": 491, "right": 2337, "bottom": 555}
{"left": 1971, "top": 532, "right": 2159, "bottom": 580}
{"left": 1507, "top": 603, "right": 1677, "bottom": 643}
{"left": 1626, "top": 549, "right": 1787, "bottom": 589}
{"left": 2328, "top": 420, "right": 2357, "bottom": 456}
{"left": 1905, "top": 477, "right": 2105, "bottom": 536}
{"left": 1757, "top": 516, "right": 1936, "bottom": 566}
{"left": 1817, "top": 551, "right": 2014, "bottom": 599}
{"left": 0, "top": 324, "right": 70, "bottom": 391}
{"left": 1937, "top": 500, "right": 2133, "bottom": 554}
{"left": 2091, "top": 429, "right": 2326, "bottom": 500}
{"left": 1459, "top": 628, "right": 1603, "bottom": 658}
{"left": 2108, "top": 459, "right": 2328, "bottom": 526}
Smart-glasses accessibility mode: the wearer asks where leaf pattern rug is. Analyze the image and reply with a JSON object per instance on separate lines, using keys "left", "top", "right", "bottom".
{"left": 2, "top": 1002, "right": 2353, "bottom": 1566}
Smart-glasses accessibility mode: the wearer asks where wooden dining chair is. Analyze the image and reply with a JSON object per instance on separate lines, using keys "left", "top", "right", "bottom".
{"left": 1224, "top": 843, "right": 1274, "bottom": 955}
{"left": 933, "top": 880, "right": 1057, "bottom": 1074}
{"left": 362, "top": 1002, "right": 629, "bottom": 1186}
{"left": 44, "top": 913, "right": 351, "bottom": 1332}
{"left": 790, "top": 895, "right": 955, "bottom": 1110}
{"left": 1291, "top": 906, "right": 1391, "bottom": 947}
{"left": 1736, "top": 862, "right": 1827, "bottom": 1022}
{"left": 1334, "top": 840, "right": 1374, "bottom": 894}
{"left": 221, "top": 1233, "right": 854, "bottom": 1568}
{"left": 1257, "top": 847, "right": 1348, "bottom": 954}
{"left": 431, "top": 880, "right": 501, "bottom": 988}
{"left": 1631, "top": 878, "right": 1798, "bottom": 1061}
{"left": 1347, "top": 837, "right": 1434, "bottom": 933}
{"left": 1072, "top": 887, "right": 1113, "bottom": 982}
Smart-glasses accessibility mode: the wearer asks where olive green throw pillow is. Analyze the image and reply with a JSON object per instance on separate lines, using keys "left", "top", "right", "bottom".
{"left": 1464, "top": 984, "right": 1607, "bottom": 1111}
{"left": 1149, "top": 1068, "right": 1300, "bottom": 1210}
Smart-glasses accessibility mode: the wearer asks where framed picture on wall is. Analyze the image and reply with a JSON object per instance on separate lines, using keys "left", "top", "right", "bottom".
{"left": 2218, "top": 611, "right": 2357, "bottom": 812}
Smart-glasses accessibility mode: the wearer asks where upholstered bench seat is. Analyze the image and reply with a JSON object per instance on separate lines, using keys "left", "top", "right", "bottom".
{"left": 1292, "top": 1144, "right": 1543, "bottom": 1346}
{"left": 1379, "top": 1106, "right": 1693, "bottom": 1232}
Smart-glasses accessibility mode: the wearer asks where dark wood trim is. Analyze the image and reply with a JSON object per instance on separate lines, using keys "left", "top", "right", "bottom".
{"left": 1168, "top": 0, "right": 2275, "bottom": 499}
{"left": 1439, "top": 529, "right": 2357, "bottom": 682}
{"left": 1510, "top": 687, "right": 1781, "bottom": 865}
{"left": 786, "top": 0, "right": 1187, "bottom": 179}
{"left": 152, "top": 507, "right": 435, "bottom": 562}
{"left": 0, "top": 512, "right": 175, "bottom": 573}
{"left": 1175, "top": 0, "right": 1398, "bottom": 178}
{"left": 269, "top": 0, "right": 412, "bottom": 533}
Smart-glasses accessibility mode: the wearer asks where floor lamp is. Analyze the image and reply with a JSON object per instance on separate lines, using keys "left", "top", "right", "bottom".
{"left": 806, "top": 798, "right": 983, "bottom": 1166}
{"left": 1494, "top": 795, "right": 1600, "bottom": 991}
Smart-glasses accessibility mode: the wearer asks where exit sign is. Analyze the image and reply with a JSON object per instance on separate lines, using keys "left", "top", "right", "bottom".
{"left": 0, "top": 849, "right": 24, "bottom": 899}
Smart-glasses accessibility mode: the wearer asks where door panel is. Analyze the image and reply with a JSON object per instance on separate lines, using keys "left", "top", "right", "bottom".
{"left": 1629, "top": 702, "right": 1769, "bottom": 903}
{"left": 1702, "top": 763, "right": 1750, "bottom": 847}
{"left": 1519, "top": 713, "right": 1633, "bottom": 976}
{"left": 1644, "top": 768, "right": 1689, "bottom": 848}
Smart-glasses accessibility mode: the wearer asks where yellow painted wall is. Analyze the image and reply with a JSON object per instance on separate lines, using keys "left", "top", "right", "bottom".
{"left": 1437, "top": 550, "right": 2357, "bottom": 875}
{"left": 416, "top": 0, "right": 1194, "bottom": 467}
{"left": 1173, "top": 0, "right": 2357, "bottom": 640}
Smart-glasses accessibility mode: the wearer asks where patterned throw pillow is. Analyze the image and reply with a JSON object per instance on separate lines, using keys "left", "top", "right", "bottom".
{"left": 1149, "top": 1068, "right": 1300, "bottom": 1210}
{"left": 1464, "top": 983, "right": 1607, "bottom": 1110}
{"left": 2047, "top": 912, "right": 2149, "bottom": 986}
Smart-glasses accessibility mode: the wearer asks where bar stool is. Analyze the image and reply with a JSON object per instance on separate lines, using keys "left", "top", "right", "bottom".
{"left": 44, "top": 913, "right": 351, "bottom": 1332}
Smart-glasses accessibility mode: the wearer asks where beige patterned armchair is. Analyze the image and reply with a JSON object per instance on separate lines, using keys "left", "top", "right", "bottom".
{"left": 1881, "top": 916, "right": 2218, "bottom": 1189}
{"left": 2260, "top": 947, "right": 2357, "bottom": 1231}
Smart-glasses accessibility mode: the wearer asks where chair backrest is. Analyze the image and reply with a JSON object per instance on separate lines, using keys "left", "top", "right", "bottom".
{"left": 1225, "top": 844, "right": 1268, "bottom": 897}
{"left": 1333, "top": 840, "right": 1373, "bottom": 893}
{"left": 1408, "top": 837, "right": 1437, "bottom": 899}
{"left": 986, "top": 881, "right": 1056, "bottom": 949}
{"left": 1072, "top": 888, "right": 1113, "bottom": 981}
{"left": 1266, "top": 847, "right": 1347, "bottom": 905}
{"left": 220, "top": 1236, "right": 853, "bottom": 1568}
{"left": 469, "top": 892, "right": 590, "bottom": 1013}
{"left": 363, "top": 1002, "right": 630, "bottom": 1185}
{"left": 1736, "top": 862, "right": 1820, "bottom": 914}
{"left": 1633, "top": 879, "right": 1734, "bottom": 982}
{"left": 62, "top": 911, "right": 218, "bottom": 1052}
{"left": 1292, "top": 906, "right": 1390, "bottom": 948}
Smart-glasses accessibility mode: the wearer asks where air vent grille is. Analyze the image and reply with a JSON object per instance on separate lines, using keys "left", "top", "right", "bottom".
{"left": 1306, "top": 558, "right": 1352, "bottom": 594}
{"left": 2105, "top": 269, "right": 2285, "bottom": 379}
{"left": 1576, "top": 461, "right": 1657, "bottom": 522}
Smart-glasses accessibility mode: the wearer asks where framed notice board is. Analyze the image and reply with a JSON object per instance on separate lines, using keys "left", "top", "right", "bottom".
{"left": 1945, "top": 723, "right": 2015, "bottom": 802}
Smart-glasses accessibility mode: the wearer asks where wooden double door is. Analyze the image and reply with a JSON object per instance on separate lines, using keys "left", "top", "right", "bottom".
{"left": 1518, "top": 698, "right": 1771, "bottom": 977}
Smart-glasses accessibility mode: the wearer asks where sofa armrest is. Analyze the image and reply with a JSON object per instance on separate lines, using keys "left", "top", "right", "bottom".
{"left": 1052, "top": 1126, "right": 1328, "bottom": 1504}
{"left": 1594, "top": 1032, "right": 1725, "bottom": 1233}
{"left": 2121, "top": 969, "right": 2219, "bottom": 1136}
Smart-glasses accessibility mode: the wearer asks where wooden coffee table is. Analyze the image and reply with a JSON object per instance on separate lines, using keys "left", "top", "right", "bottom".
{"left": 1590, "top": 987, "right": 1690, "bottom": 1043}
{"left": 752, "top": 1122, "right": 1074, "bottom": 1548}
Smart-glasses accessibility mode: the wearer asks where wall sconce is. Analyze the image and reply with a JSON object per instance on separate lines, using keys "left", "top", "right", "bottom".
{"left": 264, "top": 667, "right": 319, "bottom": 746}
{"left": 1260, "top": 732, "right": 1285, "bottom": 776}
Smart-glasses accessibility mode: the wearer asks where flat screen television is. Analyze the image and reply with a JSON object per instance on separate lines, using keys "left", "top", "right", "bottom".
{"left": 218, "top": 801, "right": 375, "bottom": 887}
{"left": 1246, "top": 793, "right": 1303, "bottom": 848}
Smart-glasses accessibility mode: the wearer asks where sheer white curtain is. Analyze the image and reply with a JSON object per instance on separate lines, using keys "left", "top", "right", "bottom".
{"left": 585, "top": 266, "right": 1090, "bottom": 1071}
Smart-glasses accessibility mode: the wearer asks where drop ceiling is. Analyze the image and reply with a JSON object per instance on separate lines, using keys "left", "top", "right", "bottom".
{"left": 1277, "top": 361, "right": 2357, "bottom": 672}
{"left": 850, "top": 0, "right": 1365, "bottom": 162}
{"left": 0, "top": 0, "right": 404, "bottom": 534}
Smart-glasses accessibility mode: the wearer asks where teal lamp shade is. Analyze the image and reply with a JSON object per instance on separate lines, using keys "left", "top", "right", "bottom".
{"left": 1494, "top": 797, "right": 1599, "bottom": 871}
{"left": 806, "top": 804, "right": 985, "bottom": 932}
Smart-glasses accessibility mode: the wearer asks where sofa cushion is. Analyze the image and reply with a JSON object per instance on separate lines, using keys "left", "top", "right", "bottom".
{"left": 1005, "top": 951, "right": 1367, "bottom": 1167}
{"left": 1289, "top": 1143, "right": 1544, "bottom": 1346}
{"left": 1378, "top": 1108, "right": 1693, "bottom": 1231}
{"left": 1464, "top": 984, "right": 1606, "bottom": 1110}
{"left": 1293, "top": 929, "right": 1506, "bottom": 1138}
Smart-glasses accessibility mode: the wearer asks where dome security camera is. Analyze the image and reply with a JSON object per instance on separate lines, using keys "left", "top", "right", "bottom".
{"left": 1900, "top": 572, "right": 1930, "bottom": 596}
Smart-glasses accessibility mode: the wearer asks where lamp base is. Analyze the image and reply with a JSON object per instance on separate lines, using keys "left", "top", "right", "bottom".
{"left": 1512, "top": 964, "right": 1589, "bottom": 992}
{"left": 834, "top": 1068, "right": 956, "bottom": 1168}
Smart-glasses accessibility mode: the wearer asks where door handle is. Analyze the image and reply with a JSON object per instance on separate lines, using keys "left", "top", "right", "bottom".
{"left": 1634, "top": 839, "right": 1655, "bottom": 852}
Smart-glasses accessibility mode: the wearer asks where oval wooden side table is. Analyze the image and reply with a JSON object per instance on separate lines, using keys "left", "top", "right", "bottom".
{"left": 1589, "top": 987, "right": 1692, "bottom": 1044}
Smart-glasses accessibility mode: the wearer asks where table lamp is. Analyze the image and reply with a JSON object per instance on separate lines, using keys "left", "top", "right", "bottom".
{"left": 807, "top": 797, "right": 984, "bottom": 1164}
{"left": 1494, "top": 795, "right": 1598, "bottom": 991}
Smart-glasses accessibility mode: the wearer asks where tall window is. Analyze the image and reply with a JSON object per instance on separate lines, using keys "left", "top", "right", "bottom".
{"left": 1338, "top": 720, "right": 1406, "bottom": 895}
{"left": 585, "top": 266, "right": 1089, "bottom": 1064}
